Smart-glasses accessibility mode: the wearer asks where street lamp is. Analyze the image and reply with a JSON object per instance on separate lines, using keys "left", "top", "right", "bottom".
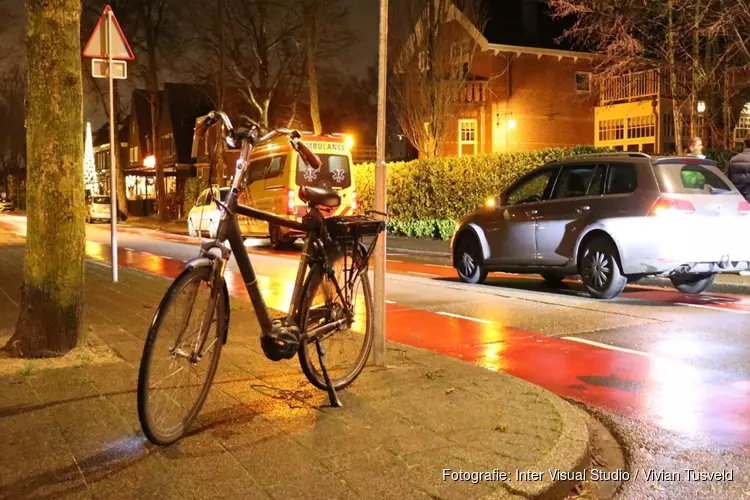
{"left": 697, "top": 100, "right": 706, "bottom": 114}
{"left": 144, "top": 155, "right": 156, "bottom": 168}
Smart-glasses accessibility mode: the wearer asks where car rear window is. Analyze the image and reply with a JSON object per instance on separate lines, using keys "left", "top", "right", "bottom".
{"left": 654, "top": 163, "right": 733, "bottom": 194}
{"left": 296, "top": 154, "right": 351, "bottom": 189}
{"left": 92, "top": 196, "right": 110, "bottom": 204}
{"left": 606, "top": 165, "right": 637, "bottom": 194}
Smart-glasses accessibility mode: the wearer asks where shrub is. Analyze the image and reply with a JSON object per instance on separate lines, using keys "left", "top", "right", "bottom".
{"left": 354, "top": 146, "right": 610, "bottom": 239}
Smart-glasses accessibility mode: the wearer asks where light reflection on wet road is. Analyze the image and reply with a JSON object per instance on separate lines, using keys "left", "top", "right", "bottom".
{"left": 2, "top": 214, "right": 750, "bottom": 448}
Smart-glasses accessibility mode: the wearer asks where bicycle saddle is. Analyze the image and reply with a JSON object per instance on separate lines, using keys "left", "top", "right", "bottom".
{"left": 299, "top": 186, "right": 341, "bottom": 208}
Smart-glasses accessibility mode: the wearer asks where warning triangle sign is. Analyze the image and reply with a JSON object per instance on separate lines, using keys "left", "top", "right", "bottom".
{"left": 83, "top": 5, "right": 135, "bottom": 61}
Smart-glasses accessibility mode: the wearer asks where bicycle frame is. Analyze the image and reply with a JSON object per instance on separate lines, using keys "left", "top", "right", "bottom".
{"left": 197, "top": 136, "right": 353, "bottom": 346}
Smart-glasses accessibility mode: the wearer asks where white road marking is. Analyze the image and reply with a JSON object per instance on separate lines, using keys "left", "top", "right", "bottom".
{"left": 424, "top": 264, "right": 448, "bottom": 268}
{"left": 123, "top": 247, "right": 134, "bottom": 251}
{"left": 160, "top": 255, "right": 172, "bottom": 259}
{"left": 561, "top": 336, "right": 651, "bottom": 358}
{"left": 385, "top": 300, "right": 397, "bottom": 304}
{"left": 388, "top": 259, "right": 404, "bottom": 263}
{"left": 407, "top": 271, "right": 439, "bottom": 278}
{"left": 675, "top": 302, "right": 750, "bottom": 314}
{"left": 436, "top": 311, "right": 493, "bottom": 325}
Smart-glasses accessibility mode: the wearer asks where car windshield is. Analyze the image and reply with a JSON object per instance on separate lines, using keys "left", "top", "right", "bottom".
{"left": 92, "top": 196, "right": 110, "bottom": 204}
{"left": 653, "top": 163, "right": 734, "bottom": 194}
{"left": 296, "top": 154, "right": 351, "bottom": 189}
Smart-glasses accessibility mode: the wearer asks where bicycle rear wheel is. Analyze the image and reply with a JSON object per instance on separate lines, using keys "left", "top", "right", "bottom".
{"left": 137, "top": 265, "right": 226, "bottom": 445}
{"left": 298, "top": 248, "right": 373, "bottom": 391}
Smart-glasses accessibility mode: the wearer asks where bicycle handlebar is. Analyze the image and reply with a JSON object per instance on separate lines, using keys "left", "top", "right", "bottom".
{"left": 195, "top": 111, "right": 322, "bottom": 170}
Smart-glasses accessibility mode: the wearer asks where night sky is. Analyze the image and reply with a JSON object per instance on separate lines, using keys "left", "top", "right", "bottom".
{"left": 0, "top": 0, "right": 380, "bottom": 78}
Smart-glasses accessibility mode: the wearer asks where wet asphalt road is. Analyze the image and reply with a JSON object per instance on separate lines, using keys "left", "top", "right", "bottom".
{"left": 2, "top": 213, "right": 750, "bottom": 498}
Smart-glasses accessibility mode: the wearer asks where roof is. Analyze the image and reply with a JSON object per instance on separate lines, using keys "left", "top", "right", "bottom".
{"left": 396, "top": 0, "right": 595, "bottom": 69}
{"left": 93, "top": 122, "right": 128, "bottom": 147}
{"left": 162, "top": 83, "right": 215, "bottom": 163}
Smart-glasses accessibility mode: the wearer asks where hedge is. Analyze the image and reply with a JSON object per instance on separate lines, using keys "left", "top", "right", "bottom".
{"left": 353, "top": 146, "right": 610, "bottom": 240}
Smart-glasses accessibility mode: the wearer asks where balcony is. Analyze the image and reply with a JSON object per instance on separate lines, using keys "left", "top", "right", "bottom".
{"left": 599, "top": 69, "right": 688, "bottom": 106}
{"left": 459, "top": 81, "right": 487, "bottom": 103}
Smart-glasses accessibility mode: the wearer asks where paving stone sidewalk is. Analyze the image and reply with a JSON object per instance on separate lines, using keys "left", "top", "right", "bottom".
{"left": 0, "top": 231, "right": 590, "bottom": 500}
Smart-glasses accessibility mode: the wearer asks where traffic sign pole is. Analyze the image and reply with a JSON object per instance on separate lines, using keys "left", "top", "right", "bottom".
{"left": 107, "top": 9, "right": 118, "bottom": 282}
{"left": 85, "top": 4, "right": 132, "bottom": 283}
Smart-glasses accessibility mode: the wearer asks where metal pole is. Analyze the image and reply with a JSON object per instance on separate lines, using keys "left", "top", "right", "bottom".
{"left": 373, "top": 0, "right": 388, "bottom": 367}
{"left": 107, "top": 10, "right": 118, "bottom": 282}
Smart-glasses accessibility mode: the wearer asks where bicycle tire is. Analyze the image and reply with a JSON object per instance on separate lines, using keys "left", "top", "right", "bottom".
{"left": 297, "top": 248, "right": 373, "bottom": 391}
{"left": 137, "top": 265, "right": 226, "bottom": 445}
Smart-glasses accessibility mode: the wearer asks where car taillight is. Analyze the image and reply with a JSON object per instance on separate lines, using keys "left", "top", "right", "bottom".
{"left": 649, "top": 197, "right": 695, "bottom": 216}
{"left": 351, "top": 192, "right": 357, "bottom": 213}
{"left": 739, "top": 200, "right": 750, "bottom": 215}
{"left": 287, "top": 189, "right": 295, "bottom": 215}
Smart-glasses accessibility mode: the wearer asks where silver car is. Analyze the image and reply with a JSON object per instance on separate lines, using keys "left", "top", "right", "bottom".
{"left": 450, "top": 153, "right": 750, "bottom": 299}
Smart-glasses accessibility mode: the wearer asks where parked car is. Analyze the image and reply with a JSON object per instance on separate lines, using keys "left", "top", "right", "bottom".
{"left": 0, "top": 197, "right": 13, "bottom": 212}
{"left": 86, "top": 195, "right": 113, "bottom": 223}
{"left": 450, "top": 153, "right": 750, "bottom": 299}
{"left": 187, "top": 186, "right": 230, "bottom": 238}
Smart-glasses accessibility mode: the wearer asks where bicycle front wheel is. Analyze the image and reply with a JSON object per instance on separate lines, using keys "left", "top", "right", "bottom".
{"left": 298, "top": 248, "right": 373, "bottom": 391}
{"left": 137, "top": 265, "right": 226, "bottom": 445}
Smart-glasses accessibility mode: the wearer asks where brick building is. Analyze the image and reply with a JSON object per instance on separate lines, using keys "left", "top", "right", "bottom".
{"left": 401, "top": 0, "right": 599, "bottom": 157}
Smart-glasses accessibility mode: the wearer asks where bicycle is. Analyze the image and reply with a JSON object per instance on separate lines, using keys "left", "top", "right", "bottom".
{"left": 136, "top": 111, "right": 386, "bottom": 445}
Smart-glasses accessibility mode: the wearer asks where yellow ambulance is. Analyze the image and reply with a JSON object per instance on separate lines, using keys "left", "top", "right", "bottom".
{"left": 238, "top": 133, "right": 357, "bottom": 248}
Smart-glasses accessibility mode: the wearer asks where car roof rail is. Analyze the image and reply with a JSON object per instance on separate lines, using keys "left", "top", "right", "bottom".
{"left": 652, "top": 156, "right": 718, "bottom": 166}
{"left": 548, "top": 152, "right": 652, "bottom": 163}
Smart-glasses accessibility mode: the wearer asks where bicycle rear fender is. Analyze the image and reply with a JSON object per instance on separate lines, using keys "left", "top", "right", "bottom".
{"left": 184, "top": 256, "right": 231, "bottom": 345}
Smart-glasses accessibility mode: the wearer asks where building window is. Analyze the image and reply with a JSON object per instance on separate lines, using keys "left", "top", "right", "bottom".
{"left": 458, "top": 119, "right": 477, "bottom": 157}
{"left": 130, "top": 146, "right": 140, "bottom": 163}
{"left": 598, "top": 119, "right": 625, "bottom": 142}
{"left": 161, "top": 133, "right": 174, "bottom": 157}
{"left": 450, "top": 40, "right": 470, "bottom": 77}
{"left": 576, "top": 72, "right": 591, "bottom": 93}
{"left": 627, "top": 115, "right": 655, "bottom": 139}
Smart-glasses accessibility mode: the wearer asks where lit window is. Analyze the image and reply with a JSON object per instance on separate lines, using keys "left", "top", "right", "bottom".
{"left": 458, "top": 119, "right": 477, "bottom": 157}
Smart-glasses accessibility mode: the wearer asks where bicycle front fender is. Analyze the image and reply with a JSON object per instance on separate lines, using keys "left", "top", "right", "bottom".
{"left": 183, "top": 256, "right": 231, "bottom": 345}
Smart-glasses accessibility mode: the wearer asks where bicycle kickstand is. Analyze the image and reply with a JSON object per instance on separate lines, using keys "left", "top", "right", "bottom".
{"left": 315, "top": 338, "right": 342, "bottom": 408}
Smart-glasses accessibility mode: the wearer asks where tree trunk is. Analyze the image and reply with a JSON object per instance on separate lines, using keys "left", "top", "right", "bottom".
{"left": 667, "top": 0, "right": 683, "bottom": 154}
{"left": 723, "top": 71, "right": 732, "bottom": 150}
{"left": 4, "top": 0, "right": 85, "bottom": 358}
{"left": 305, "top": 5, "right": 322, "bottom": 135}
{"left": 147, "top": 46, "right": 165, "bottom": 221}
{"left": 113, "top": 82, "right": 128, "bottom": 216}
{"left": 690, "top": 0, "right": 700, "bottom": 138}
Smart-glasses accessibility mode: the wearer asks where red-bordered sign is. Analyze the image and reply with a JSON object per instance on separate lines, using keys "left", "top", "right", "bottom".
{"left": 83, "top": 5, "right": 135, "bottom": 61}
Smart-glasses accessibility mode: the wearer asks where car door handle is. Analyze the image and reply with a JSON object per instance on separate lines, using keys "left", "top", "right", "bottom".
{"left": 575, "top": 205, "right": 591, "bottom": 214}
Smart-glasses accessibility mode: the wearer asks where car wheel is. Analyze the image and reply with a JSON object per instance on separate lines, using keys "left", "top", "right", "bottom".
{"left": 578, "top": 236, "right": 627, "bottom": 299}
{"left": 188, "top": 218, "right": 198, "bottom": 237}
{"left": 540, "top": 272, "right": 564, "bottom": 285}
{"left": 455, "top": 234, "right": 488, "bottom": 284}
{"left": 269, "top": 224, "right": 295, "bottom": 250}
{"left": 670, "top": 274, "right": 716, "bottom": 294}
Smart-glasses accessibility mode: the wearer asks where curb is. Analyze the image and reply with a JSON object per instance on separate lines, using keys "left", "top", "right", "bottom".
{"left": 497, "top": 390, "right": 590, "bottom": 500}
